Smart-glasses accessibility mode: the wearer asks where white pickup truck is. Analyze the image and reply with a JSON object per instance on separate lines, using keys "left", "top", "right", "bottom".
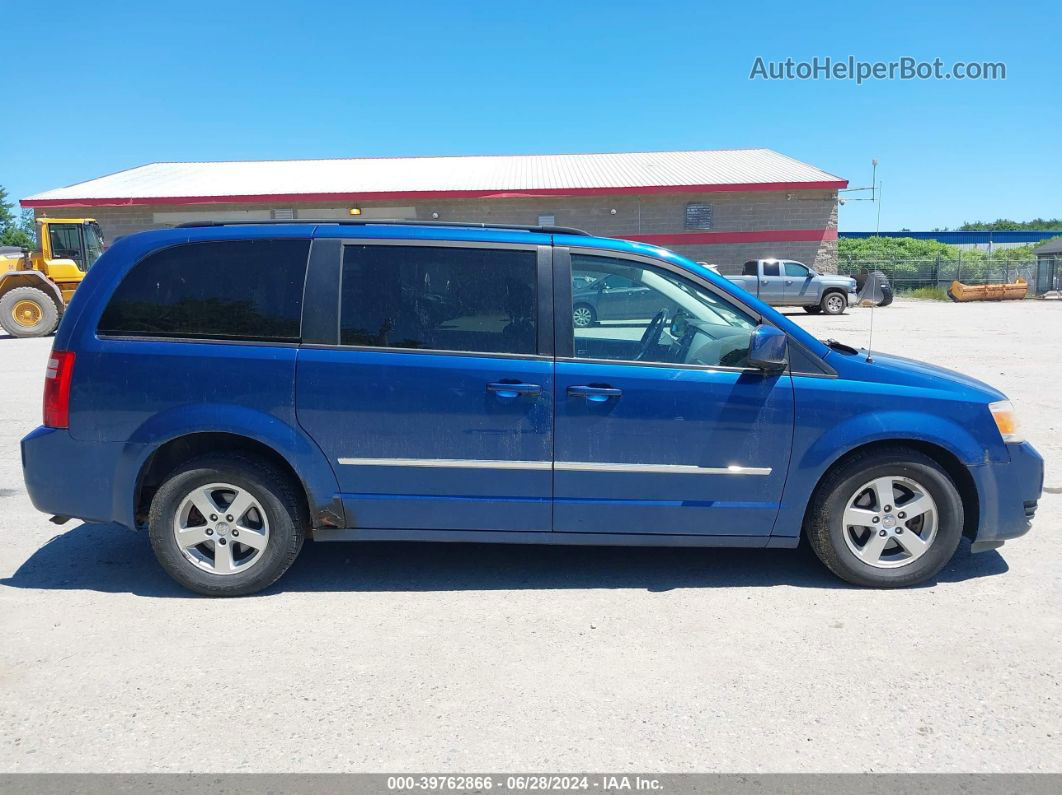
{"left": 726, "top": 259, "right": 857, "bottom": 315}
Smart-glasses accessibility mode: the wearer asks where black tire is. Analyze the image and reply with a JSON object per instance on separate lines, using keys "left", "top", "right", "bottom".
{"left": 805, "top": 446, "right": 964, "bottom": 588}
{"left": 572, "top": 303, "right": 597, "bottom": 328}
{"left": 820, "top": 290, "right": 847, "bottom": 315}
{"left": 0, "top": 286, "right": 60, "bottom": 337}
{"left": 803, "top": 305, "right": 822, "bottom": 314}
{"left": 878, "top": 287, "right": 894, "bottom": 307}
{"left": 148, "top": 453, "right": 307, "bottom": 596}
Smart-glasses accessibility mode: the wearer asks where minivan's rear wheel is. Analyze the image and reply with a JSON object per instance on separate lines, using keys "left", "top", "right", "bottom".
{"left": 820, "top": 291, "right": 847, "bottom": 315}
{"left": 805, "top": 447, "right": 963, "bottom": 587}
{"left": 148, "top": 453, "right": 306, "bottom": 596}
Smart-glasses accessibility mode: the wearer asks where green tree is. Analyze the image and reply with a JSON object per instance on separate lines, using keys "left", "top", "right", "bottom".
{"left": 0, "top": 186, "right": 36, "bottom": 249}
{"left": 959, "top": 218, "right": 1062, "bottom": 231}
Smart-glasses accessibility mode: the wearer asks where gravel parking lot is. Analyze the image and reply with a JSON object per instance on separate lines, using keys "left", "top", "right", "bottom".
{"left": 1, "top": 299, "right": 1059, "bottom": 773}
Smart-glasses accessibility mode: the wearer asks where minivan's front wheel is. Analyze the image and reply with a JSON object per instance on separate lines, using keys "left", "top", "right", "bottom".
{"left": 805, "top": 447, "right": 964, "bottom": 587}
{"left": 148, "top": 453, "right": 306, "bottom": 596}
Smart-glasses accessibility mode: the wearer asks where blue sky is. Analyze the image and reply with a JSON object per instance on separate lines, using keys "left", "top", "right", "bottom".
{"left": 4, "top": 0, "right": 1058, "bottom": 230}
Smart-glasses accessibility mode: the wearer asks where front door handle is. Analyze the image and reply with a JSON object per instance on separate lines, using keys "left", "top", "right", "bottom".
{"left": 487, "top": 381, "right": 542, "bottom": 398}
{"left": 567, "top": 384, "right": 623, "bottom": 403}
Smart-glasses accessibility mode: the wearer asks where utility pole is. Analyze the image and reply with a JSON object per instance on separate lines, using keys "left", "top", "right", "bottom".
{"left": 875, "top": 181, "right": 883, "bottom": 235}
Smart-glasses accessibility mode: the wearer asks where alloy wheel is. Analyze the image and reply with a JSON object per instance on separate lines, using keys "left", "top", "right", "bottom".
{"left": 841, "top": 475, "right": 938, "bottom": 568}
{"left": 573, "top": 306, "right": 594, "bottom": 328}
{"left": 173, "top": 482, "right": 270, "bottom": 575}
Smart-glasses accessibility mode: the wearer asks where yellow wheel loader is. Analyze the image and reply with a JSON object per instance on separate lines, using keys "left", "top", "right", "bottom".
{"left": 0, "top": 218, "right": 104, "bottom": 337}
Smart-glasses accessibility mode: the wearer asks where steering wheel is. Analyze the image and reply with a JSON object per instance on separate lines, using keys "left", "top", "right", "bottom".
{"left": 636, "top": 310, "right": 668, "bottom": 361}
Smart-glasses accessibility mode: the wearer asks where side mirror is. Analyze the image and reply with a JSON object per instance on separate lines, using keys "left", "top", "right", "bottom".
{"left": 748, "top": 325, "right": 788, "bottom": 372}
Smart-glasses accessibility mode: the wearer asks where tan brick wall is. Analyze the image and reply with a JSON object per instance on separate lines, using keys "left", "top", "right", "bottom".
{"left": 37, "top": 188, "right": 839, "bottom": 272}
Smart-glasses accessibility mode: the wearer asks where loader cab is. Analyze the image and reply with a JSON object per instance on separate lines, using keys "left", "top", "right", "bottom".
{"left": 40, "top": 219, "right": 105, "bottom": 272}
{"left": 0, "top": 219, "right": 103, "bottom": 337}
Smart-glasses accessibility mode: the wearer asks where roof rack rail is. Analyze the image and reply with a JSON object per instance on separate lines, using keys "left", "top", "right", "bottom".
{"left": 175, "top": 218, "right": 592, "bottom": 236}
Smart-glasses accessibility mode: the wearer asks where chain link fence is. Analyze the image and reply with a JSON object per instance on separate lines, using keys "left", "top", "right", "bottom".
{"left": 838, "top": 258, "right": 1038, "bottom": 293}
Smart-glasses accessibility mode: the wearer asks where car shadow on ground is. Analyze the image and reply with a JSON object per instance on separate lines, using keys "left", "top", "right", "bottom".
{"left": 0, "top": 521, "right": 1009, "bottom": 598}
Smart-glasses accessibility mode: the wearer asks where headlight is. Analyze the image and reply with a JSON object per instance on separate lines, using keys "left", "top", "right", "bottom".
{"left": 988, "top": 400, "right": 1024, "bottom": 443}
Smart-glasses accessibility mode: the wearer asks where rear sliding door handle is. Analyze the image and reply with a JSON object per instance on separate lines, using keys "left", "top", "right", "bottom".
{"left": 567, "top": 385, "right": 623, "bottom": 403}
{"left": 487, "top": 381, "right": 542, "bottom": 398}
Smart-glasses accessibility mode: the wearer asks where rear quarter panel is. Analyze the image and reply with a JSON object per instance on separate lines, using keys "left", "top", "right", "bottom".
{"left": 57, "top": 226, "right": 342, "bottom": 529}
{"left": 725, "top": 275, "right": 759, "bottom": 296}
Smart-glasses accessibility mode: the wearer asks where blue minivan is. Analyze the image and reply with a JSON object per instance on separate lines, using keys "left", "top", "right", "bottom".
{"left": 21, "top": 221, "right": 1043, "bottom": 596}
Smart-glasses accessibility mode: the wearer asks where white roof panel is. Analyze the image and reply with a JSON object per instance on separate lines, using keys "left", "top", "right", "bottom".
{"left": 23, "top": 149, "right": 845, "bottom": 204}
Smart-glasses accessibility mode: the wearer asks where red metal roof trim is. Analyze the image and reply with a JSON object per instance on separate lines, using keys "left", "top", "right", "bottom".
{"left": 21, "top": 181, "right": 848, "bottom": 208}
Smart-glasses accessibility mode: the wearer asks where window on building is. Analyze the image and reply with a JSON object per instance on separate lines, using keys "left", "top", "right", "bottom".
{"left": 537, "top": 214, "right": 556, "bottom": 227}
{"left": 684, "top": 202, "right": 713, "bottom": 230}
{"left": 340, "top": 245, "right": 537, "bottom": 355}
{"left": 98, "top": 239, "right": 309, "bottom": 341}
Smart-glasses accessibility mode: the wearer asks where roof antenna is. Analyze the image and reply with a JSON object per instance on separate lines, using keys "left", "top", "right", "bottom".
{"left": 859, "top": 271, "right": 885, "bottom": 363}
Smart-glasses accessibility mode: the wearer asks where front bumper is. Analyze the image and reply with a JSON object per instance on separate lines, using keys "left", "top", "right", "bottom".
{"left": 969, "top": 441, "right": 1044, "bottom": 550}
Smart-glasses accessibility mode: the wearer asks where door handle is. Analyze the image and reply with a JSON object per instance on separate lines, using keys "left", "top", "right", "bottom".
{"left": 487, "top": 381, "right": 542, "bottom": 398}
{"left": 784, "top": 280, "right": 793, "bottom": 285}
{"left": 567, "top": 384, "right": 622, "bottom": 403}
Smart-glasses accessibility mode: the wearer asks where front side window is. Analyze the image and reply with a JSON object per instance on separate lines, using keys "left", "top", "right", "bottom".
{"left": 784, "top": 261, "right": 810, "bottom": 278}
{"left": 340, "top": 245, "right": 537, "bottom": 355}
{"left": 98, "top": 239, "right": 309, "bottom": 341}
{"left": 569, "top": 254, "right": 757, "bottom": 368}
{"left": 48, "top": 224, "right": 82, "bottom": 266}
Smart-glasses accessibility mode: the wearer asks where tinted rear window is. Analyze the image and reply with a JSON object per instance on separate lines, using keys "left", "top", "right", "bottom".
{"left": 98, "top": 239, "right": 309, "bottom": 341}
{"left": 340, "top": 245, "right": 537, "bottom": 355}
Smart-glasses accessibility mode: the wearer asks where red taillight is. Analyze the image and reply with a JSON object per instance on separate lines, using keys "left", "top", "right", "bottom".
{"left": 43, "top": 350, "right": 75, "bottom": 429}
